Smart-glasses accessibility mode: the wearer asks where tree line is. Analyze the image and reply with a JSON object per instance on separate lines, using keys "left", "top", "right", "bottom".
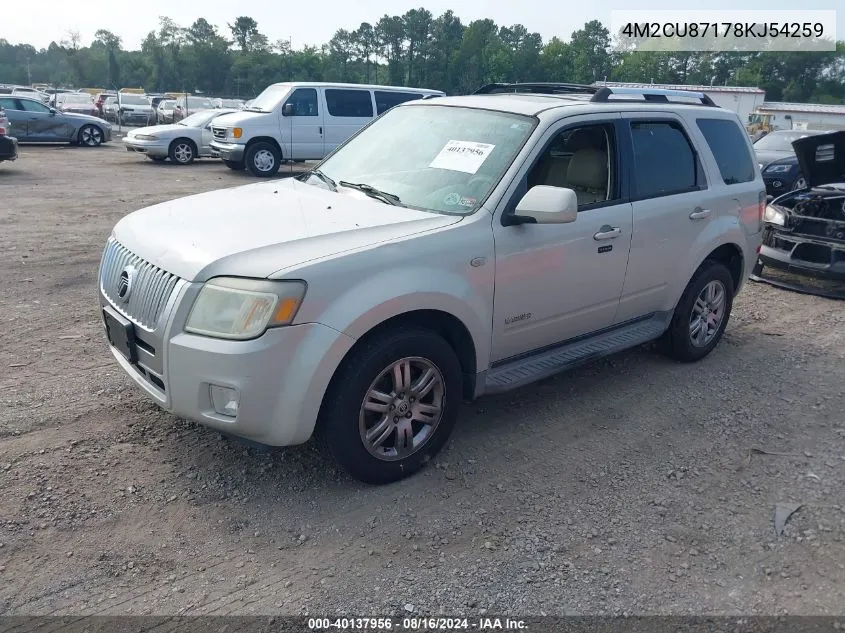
{"left": 1, "top": 11, "right": 844, "bottom": 103}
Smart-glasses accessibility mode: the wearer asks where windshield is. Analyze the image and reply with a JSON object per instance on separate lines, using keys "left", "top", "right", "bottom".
{"left": 160, "top": 100, "right": 175, "bottom": 109}
{"left": 754, "top": 131, "right": 815, "bottom": 151}
{"left": 187, "top": 98, "right": 215, "bottom": 109}
{"left": 179, "top": 110, "right": 218, "bottom": 127}
{"left": 313, "top": 104, "right": 536, "bottom": 215}
{"left": 246, "top": 84, "right": 291, "bottom": 112}
{"left": 121, "top": 94, "right": 149, "bottom": 105}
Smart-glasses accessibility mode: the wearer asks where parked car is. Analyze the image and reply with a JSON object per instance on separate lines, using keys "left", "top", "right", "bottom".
{"left": 55, "top": 92, "right": 98, "bottom": 116}
{"left": 210, "top": 82, "right": 445, "bottom": 177}
{"left": 116, "top": 93, "right": 154, "bottom": 126}
{"left": 173, "top": 96, "right": 217, "bottom": 121}
{"left": 11, "top": 86, "right": 49, "bottom": 102}
{"left": 0, "top": 106, "right": 18, "bottom": 164}
{"left": 123, "top": 108, "right": 238, "bottom": 164}
{"left": 754, "top": 129, "right": 832, "bottom": 196}
{"left": 154, "top": 99, "right": 177, "bottom": 124}
{"left": 754, "top": 130, "right": 845, "bottom": 297}
{"left": 95, "top": 92, "right": 116, "bottom": 118}
{"left": 0, "top": 95, "right": 111, "bottom": 146}
{"left": 103, "top": 95, "right": 119, "bottom": 122}
{"left": 98, "top": 85, "right": 763, "bottom": 484}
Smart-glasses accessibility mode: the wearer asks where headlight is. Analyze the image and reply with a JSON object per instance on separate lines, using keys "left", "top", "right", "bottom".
{"left": 765, "top": 165, "right": 791, "bottom": 173}
{"left": 134, "top": 134, "right": 158, "bottom": 140}
{"left": 185, "top": 277, "right": 306, "bottom": 340}
{"left": 763, "top": 204, "right": 786, "bottom": 226}
{"left": 231, "top": 127, "right": 242, "bottom": 139}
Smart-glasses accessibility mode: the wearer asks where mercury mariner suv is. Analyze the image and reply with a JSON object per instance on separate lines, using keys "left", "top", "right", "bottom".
{"left": 98, "top": 84, "right": 765, "bottom": 484}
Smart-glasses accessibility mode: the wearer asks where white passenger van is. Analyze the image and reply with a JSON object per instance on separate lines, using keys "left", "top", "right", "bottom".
{"left": 209, "top": 82, "right": 445, "bottom": 177}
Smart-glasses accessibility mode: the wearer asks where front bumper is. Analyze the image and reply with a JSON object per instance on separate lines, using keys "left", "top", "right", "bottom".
{"left": 0, "top": 135, "right": 18, "bottom": 161}
{"left": 99, "top": 278, "right": 355, "bottom": 447}
{"left": 757, "top": 225, "right": 845, "bottom": 281}
{"left": 123, "top": 137, "right": 169, "bottom": 157}
{"left": 119, "top": 111, "right": 153, "bottom": 123}
{"left": 209, "top": 141, "right": 245, "bottom": 162}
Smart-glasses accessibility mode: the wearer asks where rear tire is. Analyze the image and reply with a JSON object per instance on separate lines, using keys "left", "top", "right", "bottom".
{"left": 317, "top": 328, "right": 463, "bottom": 485}
{"left": 223, "top": 159, "right": 245, "bottom": 171}
{"left": 659, "top": 260, "right": 734, "bottom": 363}
{"left": 245, "top": 142, "right": 281, "bottom": 177}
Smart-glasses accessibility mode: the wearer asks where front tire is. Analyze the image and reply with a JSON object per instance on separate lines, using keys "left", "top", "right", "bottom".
{"left": 78, "top": 124, "right": 104, "bottom": 147}
{"left": 659, "top": 260, "right": 734, "bottom": 363}
{"left": 168, "top": 139, "right": 196, "bottom": 165}
{"left": 245, "top": 142, "right": 281, "bottom": 177}
{"left": 318, "top": 328, "right": 463, "bottom": 485}
{"left": 792, "top": 174, "right": 807, "bottom": 191}
{"left": 223, "top": 158, "right": 245, "bottom": 171}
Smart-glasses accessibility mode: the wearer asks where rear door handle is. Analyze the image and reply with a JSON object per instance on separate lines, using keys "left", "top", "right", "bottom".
{"left": 689, "top": 207, "right": 712, "bottom": 220}
{"left": 593, "top": 226, "right": 621, "bottom": 240}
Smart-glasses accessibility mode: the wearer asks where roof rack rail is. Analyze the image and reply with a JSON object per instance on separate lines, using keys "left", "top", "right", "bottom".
{"left": 473, "top": 82, "right": 598, "bottom": 96}
{"left": 591, "top": 86, "right": 718, "bottom": 106}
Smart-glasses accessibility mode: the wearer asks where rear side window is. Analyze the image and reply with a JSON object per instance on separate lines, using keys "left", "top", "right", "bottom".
{"left": 630, "top": 120, "right": 704, "bottom": 199}
{"left": 374, "top": 91, "right": 422, "bottom": 115}
{"left": 0, "top": 97, "right": 17, "bottom": 110}
{"left": 325, "top": 89, "right": 374, "bottom": 118}
{"left": 696, "top": 118, "right": 756, "bottom": 184}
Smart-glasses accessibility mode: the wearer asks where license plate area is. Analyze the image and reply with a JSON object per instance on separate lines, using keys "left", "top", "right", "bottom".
{"left": 103, "top": 307, "right": 138, "bottom": 365}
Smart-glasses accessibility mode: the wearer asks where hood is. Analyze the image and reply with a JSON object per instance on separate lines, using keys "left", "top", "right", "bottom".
{"left": 112, "top": 178, "right": 461, "bottom": 281}
{"left": 209, "top": 110, "right": 270, "bottom": 127}
{"left": 62, "top": 111, "right": 108, "bottom": 125}
{"left": 793, "top": 131, "right": 845, "bottom": 188}
{"left": 754, "top": 149, "right": 794, "bottom": 168}
{"left": 127, "top": 123, "right": 188, "bottom": 136}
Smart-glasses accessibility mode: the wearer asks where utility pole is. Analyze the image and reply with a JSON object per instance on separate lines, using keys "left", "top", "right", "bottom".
{"left": 26, "top": 58, "right": 32, "bottom": 85}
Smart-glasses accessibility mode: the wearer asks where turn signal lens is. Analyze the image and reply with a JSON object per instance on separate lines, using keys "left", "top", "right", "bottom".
{"left": 232, "top": 127, "right": 243, "bottom": 139}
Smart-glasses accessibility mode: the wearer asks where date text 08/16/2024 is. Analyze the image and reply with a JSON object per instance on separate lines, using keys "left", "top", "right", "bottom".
{"left": 307, "top": 617, "right": 528, "bottom": 630}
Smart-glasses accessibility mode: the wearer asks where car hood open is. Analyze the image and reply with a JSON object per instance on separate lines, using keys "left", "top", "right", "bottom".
{"left": 112, "top": 178, "right": 461, "bottom": 281}
{"left": 793, "top": 131, "right": 845, "bottom": 188}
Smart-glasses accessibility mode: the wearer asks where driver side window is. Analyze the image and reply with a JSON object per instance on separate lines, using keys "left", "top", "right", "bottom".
{"left": 526, "top": 123, "right": 618, "bottom": 209}
{"left": 284, "top": 88, "right": 318, "bottom": 117}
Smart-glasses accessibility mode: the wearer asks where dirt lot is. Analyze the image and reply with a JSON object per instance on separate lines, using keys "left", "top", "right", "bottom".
{"left": 1, "top": 144, "right": 844, "bottom": 617}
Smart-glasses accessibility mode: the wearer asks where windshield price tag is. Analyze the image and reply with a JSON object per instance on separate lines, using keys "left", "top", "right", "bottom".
{"left": 429, "top": 140, "right": 495, "bottom": 174}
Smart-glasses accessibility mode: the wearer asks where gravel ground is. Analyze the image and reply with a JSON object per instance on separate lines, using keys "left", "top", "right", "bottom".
{"left": 1, "top": 144, "right": 844, "bottom": 617}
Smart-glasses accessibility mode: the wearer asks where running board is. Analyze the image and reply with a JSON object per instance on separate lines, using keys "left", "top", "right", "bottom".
{"left": 482, "top": 312, "right": 673, "bottom": 395}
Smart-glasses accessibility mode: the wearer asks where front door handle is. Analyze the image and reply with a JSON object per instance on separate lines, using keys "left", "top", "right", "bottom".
{"left": 594, "top": 226, "right": 621, "bottom": 240}
{"left": 319, "top": 126, "right": 323, "bottom": 135}
{"left": 689, "top": 207, "right": 712, "bottom": 220}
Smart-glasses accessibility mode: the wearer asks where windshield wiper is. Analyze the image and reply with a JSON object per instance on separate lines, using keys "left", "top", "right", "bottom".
{"left": 303, "top": 169, "right": 337, "bottom": 191}
{"left": 339, "top": 181, "right": 402, "bottom": 206}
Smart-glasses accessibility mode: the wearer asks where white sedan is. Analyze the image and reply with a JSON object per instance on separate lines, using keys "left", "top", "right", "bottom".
{"left": 123, "top": 109, "right": 237, "bottom": 165}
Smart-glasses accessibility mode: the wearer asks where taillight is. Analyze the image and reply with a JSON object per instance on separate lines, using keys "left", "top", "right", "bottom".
{"left": 758, "top": 190, "right": 766, "bottom": 231}
{"left": 0, "top": 127, "right": 6, "bottom": 135}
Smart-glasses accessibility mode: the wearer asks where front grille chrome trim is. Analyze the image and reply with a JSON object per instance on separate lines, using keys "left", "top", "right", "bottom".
{"left": 99, "top": 238, "right": 181, "bottom": 331}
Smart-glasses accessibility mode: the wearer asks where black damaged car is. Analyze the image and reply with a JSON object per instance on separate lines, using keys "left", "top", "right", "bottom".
{"left": 753, "top": 129, "right": 832, "bottom": 196}
{"left": 754, "top": 131, "right": 845, "bottom": 297}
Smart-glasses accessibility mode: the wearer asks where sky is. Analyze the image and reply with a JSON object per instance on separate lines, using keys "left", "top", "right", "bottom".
{"left": 3, "top": 0, "right": 844, "bottom": 51}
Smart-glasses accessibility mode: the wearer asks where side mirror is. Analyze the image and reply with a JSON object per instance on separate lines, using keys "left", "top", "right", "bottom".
{"left": 504, "top": 186, "right": 579, "bottom": 226}
{"left": 282, "top": 103, "right": 295, "bottom": 117}
{"left": 48, "top": 108, "right": 57, "bottom": 116}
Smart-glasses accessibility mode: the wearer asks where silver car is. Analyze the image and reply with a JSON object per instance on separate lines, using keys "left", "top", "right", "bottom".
{"left": 0, "top": 95, "right": 111, "bottom": 146}
{"left": 117, "top": 93, "right": 154, "bottom": 126}
{"left": 98, "top": 85, "right": 763, "bottom": 484}
{"left": 123, "top": 109, "right": 238, "bottom": 164}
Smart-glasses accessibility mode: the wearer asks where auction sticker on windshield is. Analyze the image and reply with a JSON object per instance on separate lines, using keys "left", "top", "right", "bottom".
{"left": 429, "top": 140, "right": 495, "bottom": 174}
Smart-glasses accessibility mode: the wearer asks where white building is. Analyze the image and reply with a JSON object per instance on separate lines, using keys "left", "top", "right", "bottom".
{"left": 592, "top": 82, "right": 766, "bottom": 123}
{"left": 753, "top": 102, "right": 845, "bottom": 131}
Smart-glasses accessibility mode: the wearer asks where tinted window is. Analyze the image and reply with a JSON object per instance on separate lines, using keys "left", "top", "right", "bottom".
{"left": 375, "top": 91, "right": 423, "bottom": 115}
{"left": 630, "top": 121, "right": 702, "bottom": 198}
{"left": 527, "top": 123, "right": 617, "bottom": 208}
{"left": 19, "top": 99, "right": 49, "bottom": 113}
{"left": 696, "top": 118, "right": 755, "bottom": 184}
{"left": 325, "top": 89, "right": 374, "bottom": 118}
{"left": 284, "top": 88, "right": 318, "bottom": 116}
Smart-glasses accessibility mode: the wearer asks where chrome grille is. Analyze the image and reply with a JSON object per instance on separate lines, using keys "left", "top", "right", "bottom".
{"left": 212, "top": 126, "right": 227, "bottom": 141}
{"left": 99, "top": 238, "right": 180, "bottom": 331}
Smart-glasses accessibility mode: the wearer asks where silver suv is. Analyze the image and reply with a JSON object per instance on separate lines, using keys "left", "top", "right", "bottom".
{"left": 98, "top": 85, "right": 764, "bottom": 484}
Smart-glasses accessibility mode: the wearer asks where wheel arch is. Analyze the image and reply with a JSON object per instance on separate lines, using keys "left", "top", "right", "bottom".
{"left": 245, "top": 136, "right": 283, "bottom": 158}
{"left": 699, "top": 242, "right": 745, "bottom": 295}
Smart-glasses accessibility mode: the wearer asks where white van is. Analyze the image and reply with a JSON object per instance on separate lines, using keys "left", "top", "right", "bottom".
{"left": 209, "top": 82, "right": 444, "bottom": 177}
